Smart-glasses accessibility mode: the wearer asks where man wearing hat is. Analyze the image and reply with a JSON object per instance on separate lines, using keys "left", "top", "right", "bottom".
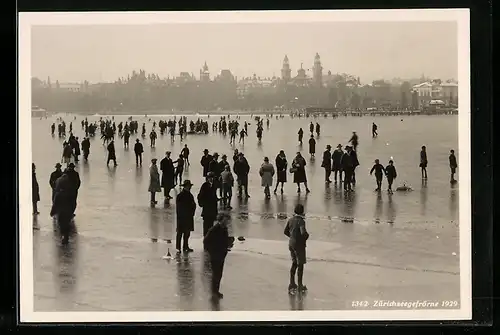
{"left": 321, "top": 145, "right": 332, "bottom": 183}
{"left": 49, "top": 163, "right": 64, "bottom": 204}
{"left": 175, "top": 180, "right": 196, "bottom": 253}
{"left": 61, "top": 162, "right": 81, "bottom": 213}
{"left": 134, "top": 138, "right": 144, "bottom": 166}
{"left": 340, "top": 146, "right": 355, "bottom": 191}
{"left": 160, "top": 151, "right": 175, "bottom": 200}
{"left": 233, "top": 152, "right": 251, "bottom": 198}
{"left": 197, "top": 171, "right": 219, "bottom": 239}
{"left": 331, "top": 144, "right": 344, "bottom": 183}
{"left": 203, "top": 212, "right": 234, "bottom": 299}
{"left": 200, "top": 149, "right": 212, "bottom": 178}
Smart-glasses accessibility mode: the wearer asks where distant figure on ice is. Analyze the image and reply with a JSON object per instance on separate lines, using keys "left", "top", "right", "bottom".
{"left": 321, "top": 145, "right": 332, "bottom": 183}
{"left": 220, "top": 165, "right": 234, "bottom": 209}
{"left": 385, "top": 160, "right": 397, "bottom": 193}
{"left": 239, "top": 128, "right": 247, "bottom": 144}
{"left": 315, "top": 122, "right": 320, "bottom": 137}
{"left": 81, "top": 137, "right": 90, "bottom": 161}
{"left": 176, "top": 180, "right": 196, "bottom": 253}
{"left": 370, "top": 159, "right": 386, "bottom": 192}
{"left": 259, "top": 156, "right": 275, "bottom": 199}
{"left": 308, "top": 135, "right": 316, "bottom": 158}
{"left": 149, "top": 129, "right": 157, "bottom": 147}
{"left": 32, "top": 163, "right": 40, "bottom": 215}
{"left": 298, "top": 128, "right": 304, "bottom": 145}
{"left": 173, "top": 153, "right": 185, "bottom": 186}
{"left": 148, "top": 158, "right": 161, "bottom": 205}
{"left": 134, "top": 139, "right": 144, "bottom": 166}
{"left": 181, "top": 144, "right": 190, "bottom": 166}
{"left": 349, "top": 131, "right": 359, "bottom": 151}
{"left": 203, "top": 212, "right": 234, "bottom": 300}
{"left": 274, "top": 150, "right": 288, "bottom": 194}
{"left": 419, "top": 145, "right": 428, "bottom": 179}
{"left": 449, "top": 149, "right": 458, "bottom": 182}
{"left": 372, "top": 122, "right": 378, "bottom": 138}
{"left": 62, "top": 142, "right": 73, "bottom": 165}
{"left": 284, "top": 204, "right": 309, "bottom": 294}
{"left": 309, "top": 122, "right": 314, "bottom": 134}
{"left": 106, "top": 140, "right": 117, "bottom": 166}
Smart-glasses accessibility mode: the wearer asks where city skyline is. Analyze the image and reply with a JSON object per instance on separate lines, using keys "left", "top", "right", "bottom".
{"left": 31, "top": 21, "right": 458, "bottom": 84}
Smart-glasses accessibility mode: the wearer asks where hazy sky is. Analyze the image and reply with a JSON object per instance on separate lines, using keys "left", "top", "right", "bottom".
{"left": 31, "top": 21, "right": 457, "bottom": 84}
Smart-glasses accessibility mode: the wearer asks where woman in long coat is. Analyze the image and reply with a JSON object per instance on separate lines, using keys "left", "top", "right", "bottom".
{"left": 274, "top": 150, "right": 287, "bottom": 194}
{"left": 148, "top": 158, "right": 161, "bottom": 205}
{"left": 291, "top": 152, "right": 310, "bottom": 194}
{"left": 259, "top": 157, "right": 275, "bottom": 199}
{"left": 160, "top": 151, "right": 175, "bottom": 200}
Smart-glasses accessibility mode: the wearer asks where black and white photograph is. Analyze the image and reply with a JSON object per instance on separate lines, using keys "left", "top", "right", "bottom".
{"left": 18, "top": 10, "right": 471, "bottom": 322}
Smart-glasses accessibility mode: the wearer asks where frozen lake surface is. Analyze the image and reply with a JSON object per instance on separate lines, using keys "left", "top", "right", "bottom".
{"left": 31, "top": 113, "right": 461, "bottom": 312}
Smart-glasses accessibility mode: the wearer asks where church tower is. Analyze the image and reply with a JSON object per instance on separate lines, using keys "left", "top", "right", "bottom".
{"left": 200, "top": 61, "right": 210, "bottom": 82}
{"left": 281, "top": 55, "right": 292, "bottom": 83}
{"left": 313, "top": 52, "right": 323, "bottom": 87}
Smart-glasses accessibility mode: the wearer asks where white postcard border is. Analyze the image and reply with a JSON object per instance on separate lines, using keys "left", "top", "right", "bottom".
{"left": 18, "top": 9, "right": 472, "bottom": 322}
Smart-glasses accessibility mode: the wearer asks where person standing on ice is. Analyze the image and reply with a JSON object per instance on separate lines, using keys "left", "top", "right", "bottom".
{"left": 284, "top": 204, "right": 309, "bottom": 293}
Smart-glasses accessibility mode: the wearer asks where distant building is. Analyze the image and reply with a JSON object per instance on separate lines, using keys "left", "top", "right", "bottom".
{"left": 200, "top": 61, "right": 210, "bottom": 82}
{"left": 312, "top": 53, "right": 323, "bottom": 88}
{"left": 440, "top": 80, "right": 458, "bottom": 104}
{"left": 57, "top": 82, "right": 83, "bottom": 93}
{"left": 281, "top": 55, "right": 292, "bottom": 83}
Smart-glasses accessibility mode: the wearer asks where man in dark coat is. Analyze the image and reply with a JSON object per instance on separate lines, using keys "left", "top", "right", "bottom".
{"left": 449, "top": 149, "right": 458, "bottom": 182}
{"left": 233, "top": 153, "right": 250, "bottom": 198}
{"left": 340, "top": 146, "right": 355, "bottom": 191}
{"left": 203, "top": 212, "right": 234, "bottom": 299}
{"left": 50, "top": 180, "right": 75, "bottom": 245}
{"left": 134, "top": 138, "right": 144, "bottom": 166}
{"left": 107, "top": 139, "right": 117, "bottom": 166}
{"left": 32, "top": 163, "right": 40, "bottom": 215}
{"left": 331, "top": 144, "right": 344, "bottom": 183}
{"left": 175, "top": 180, "right": 196, "bottom": 253}
{"left": 200, "top": 149, "right": 212, "bottom": 178}
{"left": 321, "top": 145, "right": 332, "bottom": 183}
{"left": 197, "top": 172, "right": 219, "bottom": 239}
{"left": 56, "top": 163, "right": 81, "bottom": 214}
{"left": 160, "top": 151, "right": 175, "bottom": 200}
{"left": 49, "top": 163, "right": 63, "bottom": 204}
{"left": 308, "top": 135, "right": 316, "bottom": 157}
{"left": 208, "top": 153, "right": 221, "bottom": 195}
{"left": 81, "top": 137, "right": 90, "bottom": 161}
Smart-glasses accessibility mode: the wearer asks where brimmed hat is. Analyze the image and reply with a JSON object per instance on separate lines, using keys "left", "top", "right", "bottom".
{"left": 203, "top": 149, "right": 209, "bottom": 153}
{"left": 207, "top": 172, "right": 215, "bottom": 177}
{"left": 337, "top": 144, "right": 342, "bottom": 148}
{"left": 55, "top": 163, "right": 62, "bottom": 168}
{"left": 181, "top": 180, "right": 193, "bottom": 187}
{"left": 213, "top": 152, "right": 219, "bottom": 157}
{"left": 151, "top": 158, "right": 158, "bottom": 162}
{"left": 326, "top": 145, "right": 332, "bottom": 149}
{"left": 68, "top": 163, "right": 76, "bottom": 168}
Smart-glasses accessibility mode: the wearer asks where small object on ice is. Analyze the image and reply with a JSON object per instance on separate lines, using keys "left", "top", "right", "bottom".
{"left": 166, "top": 239, "right": 172, "bottom": 244}
{"left": 162, "top": 248, "right": 172, "bottom": 260}
{"left": 386, "top": 143, "right": 389, "bottom": 146}
{"left": 237, "top": 236, "right": 245, "bottom": 241}
{"left": 452, "top": 252, "right": 457, "bottom": 256}
{"left": 436, "top": 236, "right": 439, "bottom": 239}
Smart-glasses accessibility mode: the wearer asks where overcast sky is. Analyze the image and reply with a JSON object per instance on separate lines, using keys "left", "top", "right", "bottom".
{"left": 31, "top": 21, "right": 457, "bottom": 84}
